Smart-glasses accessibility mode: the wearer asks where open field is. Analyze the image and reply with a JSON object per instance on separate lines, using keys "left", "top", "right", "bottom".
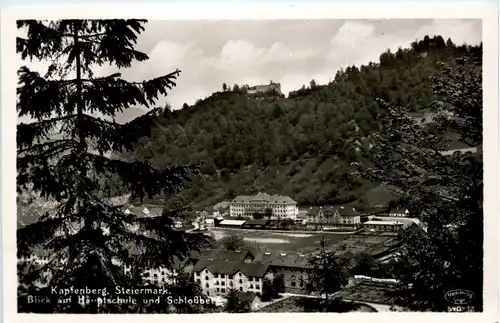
{"left": 209, "top": 228, "right": 346, "bottom": 254}
{"left": 209, "top": 228, "right": 399, "bottom": 256}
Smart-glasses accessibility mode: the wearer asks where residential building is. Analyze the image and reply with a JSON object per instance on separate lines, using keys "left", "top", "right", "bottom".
{"left": 388, "top": 208, "right": 410, "bottom": 217}
{"left": 255, "top": 251, "right": 313, "bottom": 293}
{"left": 192, "top": 258, "right": 269, "bottom": 297}
{"left": 230, "top": 192, "right": 298, "bottom": 220}
{"left": 306, "top": 206, "right": 362, "bottom": 228}
{"left": 200, "top": 206, "right": 220, "bottom": 219}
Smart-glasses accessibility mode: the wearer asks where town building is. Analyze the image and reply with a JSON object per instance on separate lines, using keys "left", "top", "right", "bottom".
{"left": 246, "top": 81, "right": 282, "bottom": 96}
{"left": 235, "top": 292, "right": 262, "bottom": 311}
{"left": 388, "top": 208, "right": 410, "bottom": 217}
{"left": 363, "top": 220, "right": 405, "bottom": 232}
{"left": 230, "top": 192, "right": 299, "bottom": 220}
{"left": 306, "top": 206, "right": 362, "bottom": 229}
{"left": 192, "top": 258, "right": 269, "bottom": 297}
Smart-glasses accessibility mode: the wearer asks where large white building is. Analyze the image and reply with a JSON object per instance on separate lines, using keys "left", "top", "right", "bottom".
{"left": 229, "top": 192, "right": 299, "bottom": 220}
{"left": 192, "top": 258, "right": 270, "bottom": 297}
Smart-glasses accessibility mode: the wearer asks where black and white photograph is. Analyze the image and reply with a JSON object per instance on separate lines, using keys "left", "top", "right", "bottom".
{"left": 2, "top": 3, "right": 498, "bottom": 320}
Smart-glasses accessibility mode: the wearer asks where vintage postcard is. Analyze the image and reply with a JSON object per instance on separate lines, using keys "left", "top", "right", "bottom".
{"left": 1, "top": 2, "right": 498, "bottom": 323}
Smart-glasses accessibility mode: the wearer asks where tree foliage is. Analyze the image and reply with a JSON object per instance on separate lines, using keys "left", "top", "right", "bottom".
{"left": 123, "top": 36, "right": 481, "bottom": 209}
{"left": 16, "top": 19, "right": 207, "bottom": 313}
{"left": 357, "top": 52, "right": 483, "bottom": 311}
{"left": 303, "top": 237, "right": 349, "bottom": 311}
{"left": 224, "top": 289, "right": 251, "bottom": 313}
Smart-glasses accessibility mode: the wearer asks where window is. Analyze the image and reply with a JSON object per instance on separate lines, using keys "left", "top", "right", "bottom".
{"left": 221, "top": 289, "right": 226, "bottom": 293}
{"left": 229, "top": 275, "right": 233, "bottom": 279}
{"left": 196, "top": 279, "right": 201, "bottom": 284}
{"left": 205, "top": 276, "right": 209, "bottom": 280}
{"left": 249, "top": 277, "right": 253, "bottom": 282}
{"left": 255, "top": 284, "right": 260, "bottom": 289}
{"left": 291, "top": 281, "right": 296, "bottom": 287}
{"left": 221, "top": 274, "right": 225, "bottom": 278}
{"left": 216, "top": 288, "right": 220, "bottom": 292}
{"left": 205, "top": 283, "right": 209, "bottom": 288}
{"left": 221, "top": 281, "right": 225, "bottom": 286}
{"left": 214, "top": 274, "right": 219, "bottom": 278}
{"left": 239, "top": 287, "right": 243, "bottom": 291}
{"left": 250, "top": 284, "right": 254, "bottom": 289}
{"left": 239, "top": 279, "right": 243, "bottom": 284}
{"left": 215, "top": 281, "right": 219, "bottom": 285}
{"left": 239, "top": 273, "right": 242, "bottom": 277}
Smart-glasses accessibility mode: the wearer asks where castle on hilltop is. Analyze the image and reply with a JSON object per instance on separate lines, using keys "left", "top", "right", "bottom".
{"left": 244, "top": 81, "right": 282, "bottom": 96}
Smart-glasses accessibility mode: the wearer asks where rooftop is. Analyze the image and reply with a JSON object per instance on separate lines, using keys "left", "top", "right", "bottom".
{"left": 231, "top": 192, "right": 296, "bottom": 205}
{"left": 193, "top": 258, "right": 269, "bottom": 277}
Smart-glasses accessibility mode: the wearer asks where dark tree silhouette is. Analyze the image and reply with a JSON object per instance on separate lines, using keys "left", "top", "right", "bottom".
{"left": 16, "top": 19, "right": 206, "bottom": 313}
{"left": 303, "top": 236, "right": 349, "bottom": 311}
{"left": 224, "top": 289, "right": 251, "bottom": 313}
{"left": 357, "top": 53, "right": 483, "bottom": 311}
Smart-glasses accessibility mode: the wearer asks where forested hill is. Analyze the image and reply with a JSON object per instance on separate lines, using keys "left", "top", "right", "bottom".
{"left": 123, "top": 36, "right": 482, "bottom": 210}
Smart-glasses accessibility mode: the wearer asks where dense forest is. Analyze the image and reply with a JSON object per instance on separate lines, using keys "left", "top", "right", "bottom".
{"left": 121, "top": 35, "right": 482, "bottom": 210}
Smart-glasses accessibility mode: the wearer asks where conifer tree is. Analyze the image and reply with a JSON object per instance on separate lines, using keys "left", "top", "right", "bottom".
{"left": 356, "top": 53, "right": 483, "bottom": 311}
{"left": 16, "top": 19, "right": 206, "bottom": 313}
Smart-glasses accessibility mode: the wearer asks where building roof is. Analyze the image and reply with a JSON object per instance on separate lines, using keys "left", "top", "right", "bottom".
{"left": 364, "top": 220, "right": 405, "bottom": 226}
{"left": 337, "top": 206, "right": 360, "bottom": 217}
{"left": 219, "top": 219, "right": 247, "bottom": 226}
{"left": 192, "top": 250, "right": 254, "bottom": 262}
{"left": 231, "top": 192, "right": 296, "bottom": 205}
{"left": 193, "top": 258, "right": 269, "bottom": 277}
{"left": 253, "top": 251, "right": 312, "bottom": 269}
{"left": 245, "top": 219, "right": 269, "bottom": 226}
{"left": 390, "top": 208, "right": 409, "bottom": 214}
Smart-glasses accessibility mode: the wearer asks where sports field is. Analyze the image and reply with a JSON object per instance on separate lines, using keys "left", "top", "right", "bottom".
{"left": 209, "top": 228, "right": 399, "bottom": 256}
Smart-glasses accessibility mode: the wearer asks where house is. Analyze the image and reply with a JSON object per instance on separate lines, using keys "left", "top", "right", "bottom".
{"left": 205, "top": 217, "right": 216, "bottom": 227}
{"left": 200, "top": 206, "right": 220, "bottom": 219}
{"left": 254, "top": 251, "right": 313, "bottom": 293}
{"left": 306, "top": 206, "right": 361, "bottom": 228}
{"left": 389, "top": 208, "right": 410, "bottom": 217}
{"left": 236, "top": 292, "right": 262, "bottom": 311}
{"left": 192, "top": 258, "right": 269, "bottom": 297}
{"left": 230, "top": 192, "right": 299, "bottom": 220}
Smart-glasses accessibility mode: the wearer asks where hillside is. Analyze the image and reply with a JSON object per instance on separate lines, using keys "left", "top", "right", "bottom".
{"left": 117, "top": 36, "right": 482, "bottom": 210}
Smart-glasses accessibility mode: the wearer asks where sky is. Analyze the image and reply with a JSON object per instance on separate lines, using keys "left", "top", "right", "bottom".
{"left": 18, "top": 19, "right": 482, "bottom": 123}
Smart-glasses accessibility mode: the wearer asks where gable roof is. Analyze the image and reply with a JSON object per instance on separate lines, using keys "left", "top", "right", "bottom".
{"left": 219, "top": 219, "right": 247, "bottom": 226}
{"left": 231, "top": 192, "right": 297, "bottom": 205}
{"left": 390, "top": 208, "right": 409, "bottom": 214}
{"left": 337, "top": 206, "right": 360, "bottom": 217}
{"left": 192, "top": 250, "right": 254, "bottom": 262}
{"left": 193, "top": 258, "right": 269, "bottom": 277}
{"left": 254, "top": 251, "right": 312, "bottom": 269}
{"left": 246, "top": 219, "right": 270, "bottom": 226}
